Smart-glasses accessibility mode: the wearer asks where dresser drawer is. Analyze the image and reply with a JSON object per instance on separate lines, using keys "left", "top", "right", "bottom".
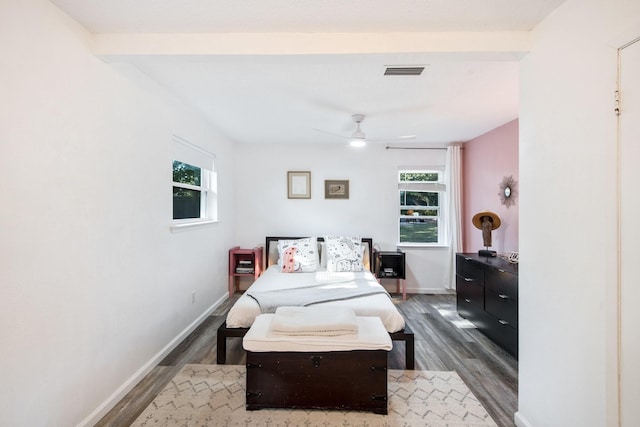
{"left": 456, "top": 255, "right": 484, "bottom": 283}
{"left": 485, "top": 267, "right": 518, "bottom": 299}
{"left": 456, "top": 275, "right": 484, "bottom": 323}
{"left": 485, "top": 288, "right": 518, "bottom": 328}
{"left": 482, "top": 316, "right": 518, "bottom": 358}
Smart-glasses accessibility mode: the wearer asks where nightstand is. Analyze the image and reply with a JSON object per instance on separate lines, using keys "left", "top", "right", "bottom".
{"left": 228, "top": 246, "right": 263, "bottom": 296}
{"left": 374, "top": 249, "right": 406, "bottom": 300}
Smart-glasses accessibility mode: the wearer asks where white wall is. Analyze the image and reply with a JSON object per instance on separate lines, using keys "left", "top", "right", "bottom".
{"left": 0, "top": 1, "right": 235, "bottom": 426}
{"left": 233, "top": 143, "right": 452, "bottom": 293}
{"left": 518, "top": 1, "right": 640, "bottom": 426}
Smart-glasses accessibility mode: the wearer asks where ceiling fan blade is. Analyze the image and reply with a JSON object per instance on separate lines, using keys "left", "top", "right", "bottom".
{"left": 314, "top": 113, "right": 416, "bottom": 145}
{"left": 366, "top": 135, "right": 417, "bottom": 143}
{"left": 312, "top": 128, "right": 350, "bottom": 140}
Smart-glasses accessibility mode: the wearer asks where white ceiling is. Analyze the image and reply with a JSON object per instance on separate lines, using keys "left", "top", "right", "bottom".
{"left": 50, "top": 0, "right": 565, "bottom": 146}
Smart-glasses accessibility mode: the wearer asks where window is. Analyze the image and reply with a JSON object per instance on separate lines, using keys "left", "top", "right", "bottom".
{"left": 172, "top": 136, "right": 217, "bottom": 224}
{"left": 173, "top": 161, "right": 205, "bottom": 220}
{"left": 398, "top": 169, "right": 445, "bottom": 245}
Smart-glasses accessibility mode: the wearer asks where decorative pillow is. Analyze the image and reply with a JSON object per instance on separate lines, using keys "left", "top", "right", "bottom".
{"left": 320, "top": 240, "right": 367, "bottom": 269}
{"left": 324, "top": 236, "right": 364, "bottom": 272}
{"left": 277, "top": 237, "right": 319, "bottom": 273}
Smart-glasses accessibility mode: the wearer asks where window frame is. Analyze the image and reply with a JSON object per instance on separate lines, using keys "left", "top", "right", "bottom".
{"left": 171, "top": 136, "right": 218, "bottom": 229}
{"left": 398, "top": 168, "right": 446, "bottom": 246}
{"left": 173, "top": 161, "right": 209, "bottom": 222}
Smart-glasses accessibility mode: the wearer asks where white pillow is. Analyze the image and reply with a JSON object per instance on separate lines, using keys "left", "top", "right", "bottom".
{"left": 323, "top": 236, "right": 364, "bottom": 272}
{"left": 277, "top": 237, "right": 319, "bottom": 273}
{"left": 320, "top": 240, "right": 367, "bottom": 269}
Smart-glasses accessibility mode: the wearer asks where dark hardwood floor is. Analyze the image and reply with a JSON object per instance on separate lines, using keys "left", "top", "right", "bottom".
{"left": 96, "top": 293, "right": 518, "bottom": 427}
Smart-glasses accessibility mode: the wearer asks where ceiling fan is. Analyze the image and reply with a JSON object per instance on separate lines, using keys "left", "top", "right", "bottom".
{"left": 314, "top": 114, "right": 416, "bottom": 147}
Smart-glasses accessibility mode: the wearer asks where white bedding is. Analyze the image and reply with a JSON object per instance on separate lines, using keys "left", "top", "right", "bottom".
{"left": 226, "top": 266, "right": 406, "bottom": 332}
{"left": 243, "top": 313, "right": 393, "bottom": 352}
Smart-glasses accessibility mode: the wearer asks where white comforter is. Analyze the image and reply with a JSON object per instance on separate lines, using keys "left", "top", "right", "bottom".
{"left": 226, "top": 266, "right": 406, "bottom": 332}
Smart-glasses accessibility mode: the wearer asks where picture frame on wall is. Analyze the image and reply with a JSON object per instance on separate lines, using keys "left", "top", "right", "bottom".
{"left": 324, "top": 180, "right": 349, "bottom": 199}
{"left": 287, "top": 171, "right": 311, "bottom": 199}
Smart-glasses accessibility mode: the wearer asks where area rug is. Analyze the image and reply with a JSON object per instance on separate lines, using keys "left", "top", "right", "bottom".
{"left": 132, "top": 364, "right": 497, "bottom": 427}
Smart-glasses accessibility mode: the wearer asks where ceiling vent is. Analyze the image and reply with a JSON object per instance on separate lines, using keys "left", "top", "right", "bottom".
{"left": 384, "top": 66, "right": 425, "bottom": 76}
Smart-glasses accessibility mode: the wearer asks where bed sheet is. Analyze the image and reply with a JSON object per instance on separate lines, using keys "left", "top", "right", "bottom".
{"left": 226, "top": 266, "right": 406, "bottom": 332}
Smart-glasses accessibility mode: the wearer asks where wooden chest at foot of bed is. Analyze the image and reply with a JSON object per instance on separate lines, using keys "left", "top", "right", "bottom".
{"left": 245, "top": 350, "right": 388, "bottom": 414}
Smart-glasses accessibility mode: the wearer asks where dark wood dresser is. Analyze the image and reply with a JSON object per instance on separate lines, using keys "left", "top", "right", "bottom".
{"left": 456, "top": 253, "right": 518, "bottom": 358}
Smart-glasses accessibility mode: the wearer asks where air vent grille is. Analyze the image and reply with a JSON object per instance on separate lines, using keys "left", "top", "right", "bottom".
{"left": 384, "top": 66, "right": 425, "bottom": 76}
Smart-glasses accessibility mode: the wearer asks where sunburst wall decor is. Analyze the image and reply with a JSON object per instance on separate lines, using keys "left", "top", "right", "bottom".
{"left": 498, "top": 175, "right": 518, "bottom": 208}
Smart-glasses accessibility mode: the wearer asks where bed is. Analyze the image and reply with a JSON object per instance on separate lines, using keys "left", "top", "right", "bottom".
{"left": 217, "top": 236, "right": 415, "bottom": 369}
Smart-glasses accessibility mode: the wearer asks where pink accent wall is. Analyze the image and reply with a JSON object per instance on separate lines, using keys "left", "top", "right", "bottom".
{"left": 462, "top": 119, "right": 519, "bottom": 253}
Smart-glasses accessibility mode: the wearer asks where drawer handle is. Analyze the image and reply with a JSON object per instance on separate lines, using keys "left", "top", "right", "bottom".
{"left": 498, "top": 319, "right": 509, "bottom": 326}
{"left": 498, "top": 294, "right": 510, "bottom": 300}
{"left": 464, "top": 298, "right": 471, "bottom": 303}
{"left": 498, "top": 269, "right": 506, "bottom": 273}
{"left": 311, "top": 355, "right": 323, "bottom": 368}
{"left": 464, "top": 257, "right": 471, "bottom": 261}
{"left": 464, "top": 277, "right": 473, "bottom": 282}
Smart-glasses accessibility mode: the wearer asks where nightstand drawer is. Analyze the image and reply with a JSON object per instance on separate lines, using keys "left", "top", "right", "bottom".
{"left": 456, "top": 255, "right": 484, "bottom": 283}
{"left": 485, "top": 288, "right": 518, "bottom": 328}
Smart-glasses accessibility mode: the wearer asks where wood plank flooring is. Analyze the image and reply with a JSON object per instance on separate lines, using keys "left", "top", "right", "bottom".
{"left": 96, "top": 293, "right": 518, "bottom": 427}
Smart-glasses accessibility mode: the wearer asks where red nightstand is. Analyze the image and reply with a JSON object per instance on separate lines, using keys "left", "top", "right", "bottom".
{"left": 228, "top": 246, "right": 263, "bottom": 296}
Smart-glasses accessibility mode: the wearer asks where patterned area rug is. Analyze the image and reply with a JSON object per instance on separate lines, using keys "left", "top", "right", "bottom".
{"left": 132, "top": 364, "right": 497, "bottom": 427}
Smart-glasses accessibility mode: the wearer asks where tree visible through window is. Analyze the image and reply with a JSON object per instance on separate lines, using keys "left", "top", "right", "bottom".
{"left": 399, "top": 170, "right": 444, "bottom": 244}
{"left": 173, "top": 161, "right": 204, "bottom": 219}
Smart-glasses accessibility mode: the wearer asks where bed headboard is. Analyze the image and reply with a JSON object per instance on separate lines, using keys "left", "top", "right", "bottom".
{"left": 265, "top": 236, "right": 374, "bottom": 272}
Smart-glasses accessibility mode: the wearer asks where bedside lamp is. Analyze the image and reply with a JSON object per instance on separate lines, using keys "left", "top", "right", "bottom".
{"left": 472, "top": 211, "right": 501, "bottom": 257}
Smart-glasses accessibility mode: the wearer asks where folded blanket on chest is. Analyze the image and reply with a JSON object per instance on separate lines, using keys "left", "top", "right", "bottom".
{"left": 246, "top": 276, "right": 390, "bottom": 314}
{"left": 243, "top": 314, "right": 393, "bottom": 352}
{"left": 270, "top": 306, "right": 358, "bottom": 336}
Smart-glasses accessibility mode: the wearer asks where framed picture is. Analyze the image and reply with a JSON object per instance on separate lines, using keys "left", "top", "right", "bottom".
{"left": 287, "top": 171, "right": 311, "bottom": 199}
{"left": 325, "top": 180, "right": 349, "bottom": 199}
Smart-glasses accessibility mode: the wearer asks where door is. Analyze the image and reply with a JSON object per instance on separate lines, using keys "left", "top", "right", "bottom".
{"left": 619, "top": 35, "right": 640, "bottom": 427}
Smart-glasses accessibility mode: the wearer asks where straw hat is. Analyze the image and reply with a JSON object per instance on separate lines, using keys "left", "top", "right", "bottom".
{"left": 472, "top": 211, "right": 501, "bottom": 230}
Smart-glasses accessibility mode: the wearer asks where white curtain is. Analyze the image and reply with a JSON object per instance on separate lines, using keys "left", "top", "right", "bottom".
{"left": 446, "top": 145, "right": 463, "bottom": 290}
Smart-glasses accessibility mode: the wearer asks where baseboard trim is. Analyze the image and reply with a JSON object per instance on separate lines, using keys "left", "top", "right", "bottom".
{"left": 407, "top": 288, "right": 456, "bottom": 295}
{"left": 378, "top": 285, "right": 455, "bottom": 295}
{"left": 514, "top": 411, "right": 533, "bottom": 427}
{"left": 77, "top": 293, "right": 228, "bottom": 427}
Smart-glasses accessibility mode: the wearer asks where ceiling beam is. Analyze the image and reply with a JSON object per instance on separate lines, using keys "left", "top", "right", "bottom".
{"left": 91, "top": 31, "right": 530, "bottom": 58}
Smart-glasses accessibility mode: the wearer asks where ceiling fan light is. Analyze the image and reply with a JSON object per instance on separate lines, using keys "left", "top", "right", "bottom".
{"left": 349, "top": 139, "right": 366, "bottom": 147}
{"left": 352, "top": 126, "right": 366, "bottom": 140}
